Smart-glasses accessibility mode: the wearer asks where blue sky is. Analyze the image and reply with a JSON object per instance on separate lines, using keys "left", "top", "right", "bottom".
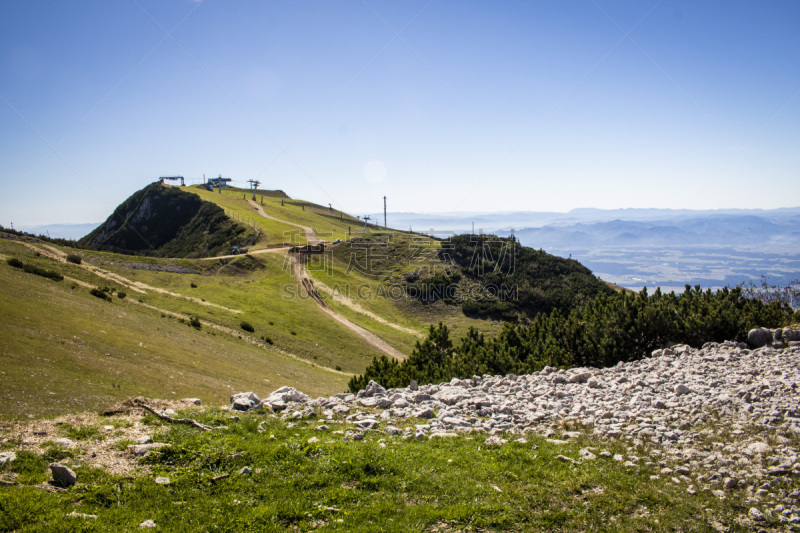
{"left": 1, "top": 0, "right": 798, "bottom": 226}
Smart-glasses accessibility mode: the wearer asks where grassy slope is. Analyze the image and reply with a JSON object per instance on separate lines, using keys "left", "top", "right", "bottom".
{"left": 0, "top": 188, "right": 507, "bottom": 419}
{"left": 0, "top": 240, "right": 352, "bottom": 419}
{"left": 187, "top": 186, "right": 366, "bottom": 247}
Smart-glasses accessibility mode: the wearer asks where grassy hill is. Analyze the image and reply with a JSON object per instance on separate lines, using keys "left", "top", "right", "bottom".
{"left": 0, "top": 183, "right": 621, "bottom": 419}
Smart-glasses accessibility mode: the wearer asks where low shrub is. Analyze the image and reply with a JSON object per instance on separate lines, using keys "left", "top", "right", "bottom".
{"left": 189, "top": 316, "right": 202, "bottom": 329}
{"left": 22, "top": 263, "right": 63, "bottom": 281}
{"left": 117, "top": 291, "right": 127, "bottom": 299}
{"left": 240, "top": 321, "right": 254, "bottom": 332}
{"left": 90, "top": 288, "right": 112, "bottom": 301}
{"left": 6, "top": 258, "right": 23, "bottom": 268}
{"left": 65, "top": 253, "right": 82, "bottom": 265}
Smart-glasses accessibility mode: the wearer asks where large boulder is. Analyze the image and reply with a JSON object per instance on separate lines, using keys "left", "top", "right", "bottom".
{"left": 747, "top": 328, "right": 773, "bottom": 348}
{"left": 230, "top": 392, "right": 261, "bottom": 412}
{"left": 264, "top": 386, "right": 311, "bottom": 410}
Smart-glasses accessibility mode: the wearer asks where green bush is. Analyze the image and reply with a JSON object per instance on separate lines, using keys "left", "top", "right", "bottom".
{"left": 90, "top": 288, "right": 112, "bottom": 301}
{"left": 349, "top": 285, "right": 799, "bottom": 392}
{"left": 22, "top": 263, "right": 63, "bottom": 281}
{"left": 240, "top": 321, "right": 254, "bottom": 332}
{"left": 189, "top": 316, "right": 202, "bottom": 329}
{"left": 117, "top": 291, "right": 126, "bottom": 299}
{"left": 65, "top": 253, "right": 82, "bottom": 265}
{"left": 6, "top": 258, "right": 23, "bottom": 268}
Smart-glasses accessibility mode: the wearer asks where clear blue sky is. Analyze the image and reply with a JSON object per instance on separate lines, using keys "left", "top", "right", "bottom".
{"left": 1, "top": 0, "right": 798, "bottom": 226}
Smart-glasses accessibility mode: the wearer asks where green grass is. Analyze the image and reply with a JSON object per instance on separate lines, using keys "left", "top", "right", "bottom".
{"left": 0, "top": 407, "right": 778, "bottom": 532}
{"left": 189, "top": 186, "right": 395, "bottom": 247}
{"left": 0, "top": 241, "right": 348, "bottom": 419}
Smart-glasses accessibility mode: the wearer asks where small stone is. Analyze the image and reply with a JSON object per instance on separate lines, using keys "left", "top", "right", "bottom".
{"left": 569, "top": 372, "right": 592, "bottom": 384}
{"left": 746, "top": 442, "right": 771, "bottom": 454}
{"left": 0, "top": 452, "right": 16, "bottom": 465}
{"left": 674, "top": 384, "right": 691, "bottom": 395}
{"left": 355, "top": 419, "right": 379, "bottom": 430}
{"left": 139, "top": 519, "right": 157, "bottom": 528}
{"left": 49, "top": 463, "right": 77, "bottom": 486}
{"left": 579, "top": 448, "right": 597, "bottom": 460}
{"left": 749, "top": 507, "right": 765, "bottom": 520}
{"left": 239, "top": 467, "right": 252, "bottom": 475}
{"left": 66, "top": 511, "right": 98, "bottom": 519}
{"left": 307, "top": 437, "right": 320, "bottom": 444}
{"left": 128, "top": 443, "right": 169, "bottom": 456}
{"left": 154, "top": 477, "right": 170, "bottom": 485}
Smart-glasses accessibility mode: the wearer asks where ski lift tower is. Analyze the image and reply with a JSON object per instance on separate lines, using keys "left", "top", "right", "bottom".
{"left": 362, "top": 215, "right": 371, "bottom": 234}
{"left": 247, "top": 179, "right": 261, "bottom": 200}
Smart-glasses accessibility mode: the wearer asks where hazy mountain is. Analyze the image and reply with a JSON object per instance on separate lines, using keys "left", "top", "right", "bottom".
{"left": 17, "top": 222, "right": 100, "bottom": 240}
{"left": 374, "top": 207, "right": 800, "bottom": 292}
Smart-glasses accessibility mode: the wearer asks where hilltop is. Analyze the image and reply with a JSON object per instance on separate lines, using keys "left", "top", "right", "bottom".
{"left": 79, "top": 183, "right": 258, "bottom": 258}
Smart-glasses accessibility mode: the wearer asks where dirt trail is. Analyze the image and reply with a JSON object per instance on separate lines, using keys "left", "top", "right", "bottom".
{"left": 244, "top": 203, "right": 409, "bottom": 360}
{"left": 248, "top": 200, "right": 320, "bottom": 244}
{"left": 312, "top": 279, "right": 422, "bottom": 338}
{"left": 16, "top": 240, "right": 241, "bottom": 313}
{"left": 205, "top": 246, "right": 288, "bottom": 261}
{"left": 289, "top": 255, "right": 407, "bottom": 361}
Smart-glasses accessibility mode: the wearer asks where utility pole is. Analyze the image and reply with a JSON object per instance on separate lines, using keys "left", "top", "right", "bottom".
{"left": 383, "top": 196, "right": 387, "bottom": 228}
{"left": 247, "top": 179, "right": 261, "bottom": 200}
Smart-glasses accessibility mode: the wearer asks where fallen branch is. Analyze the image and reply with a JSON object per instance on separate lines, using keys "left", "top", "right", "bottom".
{"left": 136, "top": 402, "right": 223, "bottom": 432}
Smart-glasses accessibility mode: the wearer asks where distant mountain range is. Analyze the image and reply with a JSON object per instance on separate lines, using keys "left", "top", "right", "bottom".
{"left": 371, "top": 207, "right": 800, "bottom": 292}
{"left": 22, "top": 206, "right": 800, "bottom": 292}
{"left": 17, "top": 222, "right": 99, "bottom": 240}
{"left": 374, "top": 207, "right": 800, "bottom": 235}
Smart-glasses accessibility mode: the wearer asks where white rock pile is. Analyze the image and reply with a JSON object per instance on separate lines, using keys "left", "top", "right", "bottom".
{"left": 233, "top": 335, "right": 800, "bottom": 525}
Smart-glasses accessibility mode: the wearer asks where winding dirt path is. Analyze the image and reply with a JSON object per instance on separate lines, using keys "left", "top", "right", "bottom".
{"left": 242, "top": 200, "right": 409, "bottom": 360}
{"left": 312, "top": 278, "right": 423, "bottom": 338}
{"left": 14, "top": 240, "right": 241, "bottom": 313}
{"left": 288, "top": 255, "right": 407, "bottom": 361}
{"left": 248, "top": 200, "right": 320, "bottom": 244}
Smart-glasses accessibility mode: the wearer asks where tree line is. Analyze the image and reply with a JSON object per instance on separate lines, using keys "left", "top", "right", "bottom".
{"left": 349, "top": 285, "right": 798, "bottom": 392}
